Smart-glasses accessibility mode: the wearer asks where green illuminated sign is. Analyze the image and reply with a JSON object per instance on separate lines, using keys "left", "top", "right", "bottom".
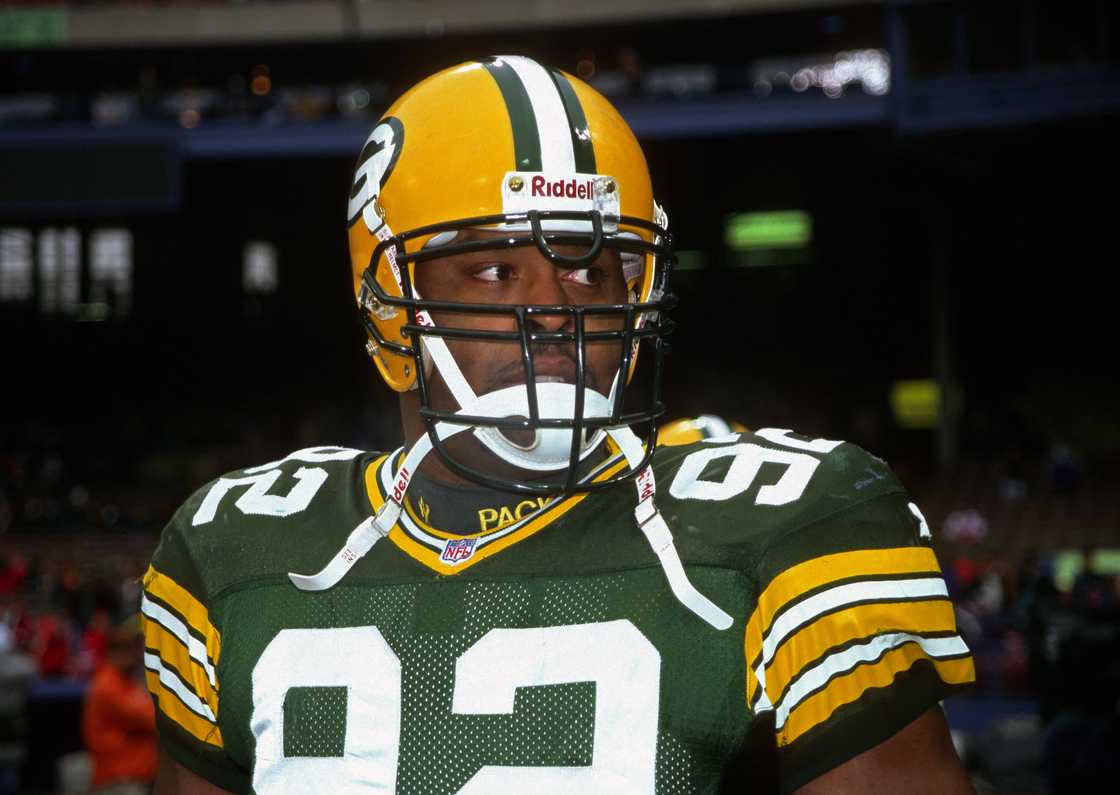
{"left": 0, "top": 10, "right": 67, "bottom": 47}
{"left": 1053, "top": 549, "right": 1120, "bottom": 592}
{"left": 724, "top": 210, "right": 812, "bottom": 251}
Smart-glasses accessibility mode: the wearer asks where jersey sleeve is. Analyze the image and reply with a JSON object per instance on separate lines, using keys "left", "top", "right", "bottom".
{"left": 141, "top": 492, "right": 249, "bottom": 794}
{"left": 744, "top": 477, "right": 974, "bottom": 792}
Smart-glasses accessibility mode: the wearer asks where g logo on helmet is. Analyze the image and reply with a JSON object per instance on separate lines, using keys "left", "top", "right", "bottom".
{"left": 347, "top": 117, "right": 404, "bottom": 234}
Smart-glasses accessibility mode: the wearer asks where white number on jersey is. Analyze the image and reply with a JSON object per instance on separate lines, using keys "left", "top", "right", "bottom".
{"left": 251, "top": 626, "right": 401, "bottom": 793}
{"left": 191, "top": 446, "right": 363, "bottom": 526}
{"left": 249, "top": 620, "right": 661, "bottom": 794}
{"left": 669, "top": 429, "right": 843, "bottom": 505}
{"left": 454, "top": 621, "right": 659, "bottom": 793}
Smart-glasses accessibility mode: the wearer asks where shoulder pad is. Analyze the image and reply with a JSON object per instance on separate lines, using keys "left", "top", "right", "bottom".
{"left": 183, "top": 446, "right": 368, "bottom": 527}
{"left": 651, "top": 427, "right": 907, "bottom": 550}
{"left": 163, "top": 446, "right": 377, "bottom": 597}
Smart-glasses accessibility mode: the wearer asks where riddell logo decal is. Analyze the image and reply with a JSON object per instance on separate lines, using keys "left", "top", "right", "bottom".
{"left": 441, "top": 537, "right": 477, "bottom": 563}
{"left": 531, "top": 175, "right": 595, "bottom": 200}
{"left": 391, "top": 466, "right": 411, "bottom": 503}
{"left": 502, "top": 170, "right": 619, "bottom": 219}
{"left": 636, "top": 466, "right": 655, "bottom": 502}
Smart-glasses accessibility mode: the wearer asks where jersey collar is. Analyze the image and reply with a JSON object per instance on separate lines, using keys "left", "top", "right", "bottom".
{"left": 363, "top": 447, "right": 627, "bottom": 575}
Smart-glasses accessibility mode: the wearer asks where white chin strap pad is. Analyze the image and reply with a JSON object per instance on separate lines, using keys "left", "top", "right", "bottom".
{"left": 470, "top": 382, "right": 612, "bottom": 472}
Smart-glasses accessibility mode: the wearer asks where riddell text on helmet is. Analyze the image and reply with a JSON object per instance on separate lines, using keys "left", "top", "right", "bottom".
{"left": 531, "top": 175, "right": 596, "bottom": 200}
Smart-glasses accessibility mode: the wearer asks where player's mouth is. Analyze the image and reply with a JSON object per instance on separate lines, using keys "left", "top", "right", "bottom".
{"left": 483, "top": 354, "right": 594, "bottom": 393}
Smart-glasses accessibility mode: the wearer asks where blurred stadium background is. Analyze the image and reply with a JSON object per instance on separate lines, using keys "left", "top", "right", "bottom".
{"left": 1, "top": 0, "right": 1118, "bottom": 792}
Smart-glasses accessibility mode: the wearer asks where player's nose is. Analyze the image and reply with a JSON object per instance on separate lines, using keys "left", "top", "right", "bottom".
{"left": 521, "top": 256, "right": 574, "bottom": 333}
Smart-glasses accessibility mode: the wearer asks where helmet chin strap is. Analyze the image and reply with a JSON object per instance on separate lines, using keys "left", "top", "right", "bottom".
{"left": 606, "top": 426, "right": 733, "bottom": 631}
{"left": 417, "top": 311, "right": 620, "bottom": 473}
{"left": 287, "top": 419, "right": 469, "bottom": 592}
{"left": 289, "top": 416, "right": 733, "bottom": 631}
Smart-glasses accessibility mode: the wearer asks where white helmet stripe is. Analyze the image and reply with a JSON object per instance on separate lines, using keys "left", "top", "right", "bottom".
{"left": 500, "top": 55, "right": 576, "bottom": 173}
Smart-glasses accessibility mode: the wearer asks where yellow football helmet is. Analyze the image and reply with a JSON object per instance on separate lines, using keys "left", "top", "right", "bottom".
{"left": 346, "top": 56, "right": 675, "bottom": 493}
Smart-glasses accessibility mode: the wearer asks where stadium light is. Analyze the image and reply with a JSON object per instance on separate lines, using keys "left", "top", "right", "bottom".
{"left": 890, "top": 379, "right": 941, "bottom": 429}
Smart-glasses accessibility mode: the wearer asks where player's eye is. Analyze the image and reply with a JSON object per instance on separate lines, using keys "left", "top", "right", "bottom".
{"left": 473, "top": 263, "right": 515, "bottom": 282}
{"left": 561, "top": 268, "right": 604, "bottom": 287}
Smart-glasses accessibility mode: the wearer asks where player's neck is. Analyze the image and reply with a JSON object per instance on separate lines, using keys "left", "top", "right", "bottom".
{"left": 406, "top": 468, "right": 551, "bottom": 536}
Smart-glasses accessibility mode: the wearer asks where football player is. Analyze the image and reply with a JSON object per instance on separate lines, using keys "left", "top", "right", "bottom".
{"left": 143, "top": 56, "right": 975, "bottom": 794}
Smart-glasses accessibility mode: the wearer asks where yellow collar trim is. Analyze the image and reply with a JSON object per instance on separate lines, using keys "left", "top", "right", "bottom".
{"left": 363, "top": 451, "right": 628, "bottom": 575}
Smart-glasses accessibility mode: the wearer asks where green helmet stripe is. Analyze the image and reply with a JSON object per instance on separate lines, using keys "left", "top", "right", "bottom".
{"left": 480, "top": 57, "right": 543, "bottom": 172}
{"left": 549, "top": 70, "right": 598, "bottom": 174}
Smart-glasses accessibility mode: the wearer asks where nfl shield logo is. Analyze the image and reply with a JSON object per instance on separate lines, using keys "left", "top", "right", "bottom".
{"left": 441, "top": 538, "right": 477, "bottom": 564}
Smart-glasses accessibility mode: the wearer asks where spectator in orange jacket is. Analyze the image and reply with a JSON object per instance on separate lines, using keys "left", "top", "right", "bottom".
{"left": 81, "top": 621, "right": 156, "bottom": 795}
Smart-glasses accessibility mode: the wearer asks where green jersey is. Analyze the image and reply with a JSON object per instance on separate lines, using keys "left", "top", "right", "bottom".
{"left": 141, "top": 428, "right": 973, "bottom": 794}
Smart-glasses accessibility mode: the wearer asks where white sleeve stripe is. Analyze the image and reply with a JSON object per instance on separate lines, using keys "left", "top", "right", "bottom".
{"left": 141, "top": 594, "right": 218, "bottom": 689}
{"left": 761, "top": 576, "right": 949, "bottom": 666}
{"left": 752, "top": 674, "right": 774, "bottom": 714}
{"left": 774, "top": 632, "right": 969, "bottom": 729}
{"left": 144, "top": 651, "right": 218, "bottom": 723}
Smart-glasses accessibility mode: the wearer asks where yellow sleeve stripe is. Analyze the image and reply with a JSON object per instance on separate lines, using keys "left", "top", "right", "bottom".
{"left": 143, "top": 565, "right": 221, "bottom": 666}
{"left": 749, "top": 547, "right": 941, "bottom": 641}
{"left": 140, "top": 594, "right": 219, "bottom": 691}
{"left": 145, "top": 670, "right": 224, "bottom": 748}
{"left": 755, "top": 598, "right": 959, "bottom": 706}
{"left": 142, "top": 616, "right": 219, "bottom": 715}
{"left": 745, "top": 547, "right": 940, "bottom": 701}
{"left": 776, "top": 638, "right": 975, "bottom": 746}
